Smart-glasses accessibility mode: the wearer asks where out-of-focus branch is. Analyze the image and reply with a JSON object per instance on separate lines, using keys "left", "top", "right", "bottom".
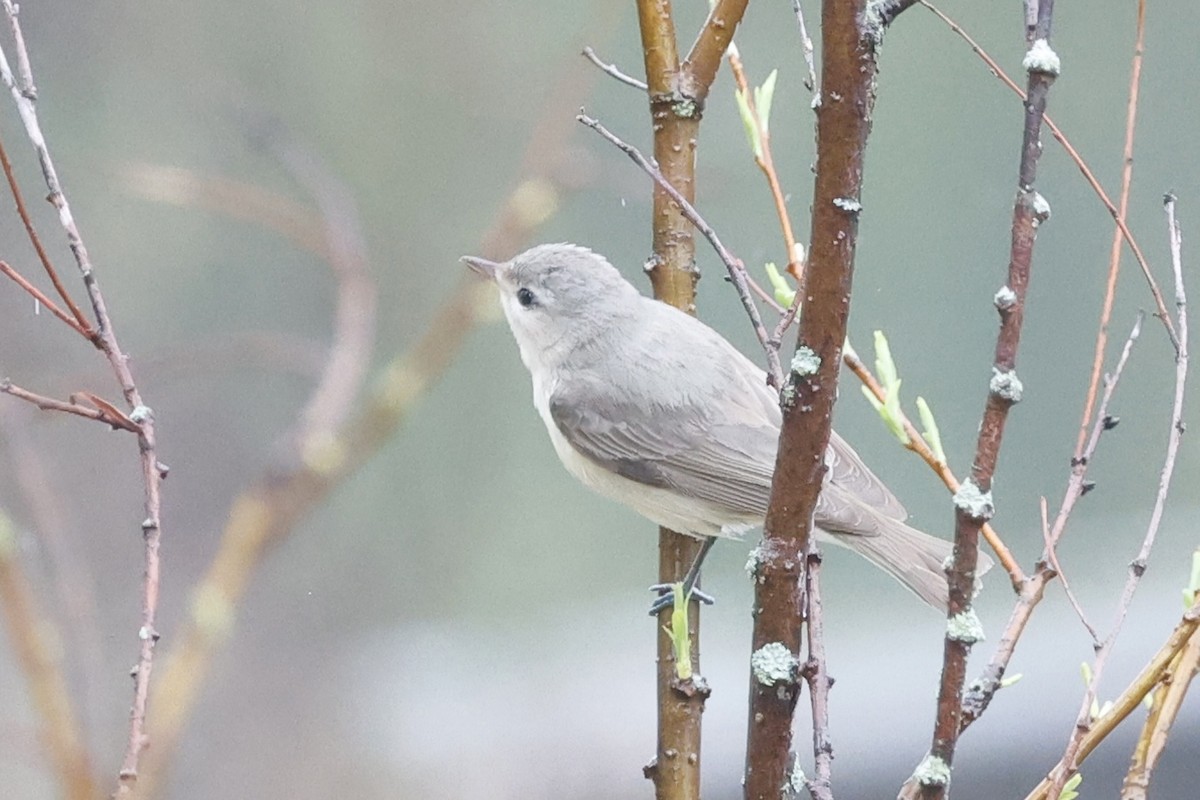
{"left": 915, "top": 6, "right": 1058, "bottom": 797}
{"left": 0, "top": 6, "right": 167, "bottom": 793}
{"left": 133, "top": 47, "right": 600, "bottom": 797}
{"left": 0, "top": 509, "right": 98, "bottom": 800}
{"left": 801, "top": 544, "right": 833, "bottom": 800}
{"left": 745, "top": 0, "right": 883, "bottom": 795}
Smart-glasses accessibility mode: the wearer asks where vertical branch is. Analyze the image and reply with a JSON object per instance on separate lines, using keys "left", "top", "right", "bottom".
{"left": 633, "top": 3, "right": 747, "bottom": 800}
{"left": 0, "top": 5, "right": 167, "bottom": 794}
{"left": 745, "top": 0, "right": 883, "bottom": 795}
{"left": 916, "top": 5, "right": 1058, "bottom": 798}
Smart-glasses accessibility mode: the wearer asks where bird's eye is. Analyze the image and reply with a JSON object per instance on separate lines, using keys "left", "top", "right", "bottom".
{"left": 516, "top": 287, "right": 537, "bottom": 307}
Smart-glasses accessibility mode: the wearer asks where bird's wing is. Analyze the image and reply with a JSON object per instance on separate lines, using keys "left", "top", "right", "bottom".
{"left": 825, "top": 431, "right": 909, "bottom": 522}
{"left": 548, "top": 313, "right": 781, "bottom": 516}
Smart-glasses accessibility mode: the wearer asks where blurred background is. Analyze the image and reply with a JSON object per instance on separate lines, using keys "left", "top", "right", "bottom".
{"left": 0, "top": 1, "right": 1197, "bottom": 798}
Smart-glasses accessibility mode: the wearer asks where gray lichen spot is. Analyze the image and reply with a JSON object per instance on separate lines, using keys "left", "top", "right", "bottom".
{"left": 833, "top": 196, "right": 862, "bottom": 214}
{"left": 990, "top": 367, "right": 1024, "bottom": 403}
{"left": 750, "top": 642, "right": 799, "bottom": 686}
{"left": 129, "top": 405, "right": 153, "bottom": 423}
{"left": 946, "top": 608, "right": 985, "bottom": 644}
{"left": 810, "top": 91, "right": 822, "bottom": 110}
{"left": 780, "top": 382, "right": 796, "bottom": 411}
{"left": 1022, "top": 38, "right": 1062, "bottom": 76}
{"left": 744, "top": 546, "right": 764, "bottom": 578}
{"left": 791, "top": 347, "right": 822, "bottom": 376}
{"left": 953, "top": 478, "right": 995, "bottom": 520}
{"left": 912, "top": 753, "right": 952, "bottom": 787}
{"left": 784, "top": 753, "right": 807, "bottom": 797}
{"left": 672, "top": 98, "right": 699, "bottom": 119}
{"left": 993, "top": 285, "right": 1017, "bottom": 310}
{"left": 1029, "top": 191, "right": 1052, "bottom": 224}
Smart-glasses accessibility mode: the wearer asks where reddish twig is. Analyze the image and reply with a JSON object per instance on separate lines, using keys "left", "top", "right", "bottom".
{"left": 0, "top": 6, "right": 166, "bottom": 793}
{"left": 916, "top": 7, "right": 1059, "bottom": 797}
{"left": 0, "top": 259, "right": 93, "bottom": 340}
{"left": 0, "top": 380, "right": 140, "bottom": 432}
{"left": 0, "top": 132, "right": 94, "bottom": 337}
{"left": 919, "top": 0, "right": 1178, "bottom": 353}
{"left": 1043, "top": 194, "right": 1190, "bottom": 800}
{"left": 1073, "top": 0, "right": 1149, "bottom": 457}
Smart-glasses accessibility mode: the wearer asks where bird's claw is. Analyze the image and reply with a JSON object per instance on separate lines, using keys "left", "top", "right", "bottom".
{"left": 647, "top": 583, "right": 716, "bottom": 616}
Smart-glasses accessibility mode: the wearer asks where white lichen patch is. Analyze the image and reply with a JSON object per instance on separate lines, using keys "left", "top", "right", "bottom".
{"left": 833, "top": 196, "right": 862, "bottom": 214}
{"left": 791, "top": 347, "right": 821, "bottom": 376}
{"left": 1022, "top": 38, "right": 1061, "bottom": 76}
{"left": 129, "top": 405, "right": 153, "bottom": 423}
{"left": 946, "top": 608, "right": 985, "bottom": 644}
{"left": 953, "top": 478, "right": 995, "bottom": 520}
{"left": 993, "top": 285, "right": 1017, "bottom": 310}
{"left": 990, "top": 368, "right": 1024, "bottom": 403}
{"left": 912, "top": 753, "right": 952, "bottom": 786}
{"left": 744, "top": 546, "right": 764, "bottom": 577}
{"left": 751, "top": 642, "right": 799, "bottom": 686}
{"left": 1029, "top": 191, "right": 1052, "bottom": 223}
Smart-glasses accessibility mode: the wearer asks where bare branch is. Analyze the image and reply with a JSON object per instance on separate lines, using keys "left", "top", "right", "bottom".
{"left": 0, "top": 380, "right": 140, "bottom": 432}
{"left": 582, "top": 46, "right": 647, "bottom": 91}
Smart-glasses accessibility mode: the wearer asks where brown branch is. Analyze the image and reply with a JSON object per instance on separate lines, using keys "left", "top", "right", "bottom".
{"left": 916, "top": 6, "right": 1059, "bottom": 796}
{"left": 1023, "top": 599, "right": 1200, "bottom": 800}
{"left": 1073, "top": 0, "right": 1148, "bottom": 457}
{"left": 0, "top": 131, "right": 94, "bottom": 337}
{"left": 842, "top": 350, "right": 1024, "bottom": 586}
{"left": 745, "top": 0, "right": 881, "bottom": 794}
{"left": 0, "top": 509, "right": 98, "bottom": 800}
{"left": 1043, "top": 192, "right": 1190, "bottom": 800}
{"left": 631, "top": 5, "right": 749, "bottom": 800}
{"left": 919, "top": 0, "right": 1178, "bottom": 352}
{"left": 0, "top": 6, "right": 166, "bottom": 793}
{"left": 582, "top": 46, "right": 648, "bottom": 91}
{"left": 0, "top": 259, "right": 93, "bottom": 340}
{"left": 577, "top": 113, "right": 783, "bottom": 386}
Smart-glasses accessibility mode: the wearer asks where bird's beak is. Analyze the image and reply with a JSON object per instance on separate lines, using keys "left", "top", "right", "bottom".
{"left": 461, "top": 255, "right": 502, "bottom": 281}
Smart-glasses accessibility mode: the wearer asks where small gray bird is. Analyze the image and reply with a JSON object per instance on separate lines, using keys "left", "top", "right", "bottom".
{"left": 462, "top": 243, "right": 990, "bottom": 611}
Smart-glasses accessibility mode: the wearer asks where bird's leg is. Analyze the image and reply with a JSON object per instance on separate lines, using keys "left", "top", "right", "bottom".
{"left": 647, "top": 536, "right": 718, "bottom": 616}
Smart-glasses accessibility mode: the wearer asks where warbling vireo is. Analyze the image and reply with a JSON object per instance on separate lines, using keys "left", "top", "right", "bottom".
{"left": 462, "top": 243, "right": 990, "bottom": 611}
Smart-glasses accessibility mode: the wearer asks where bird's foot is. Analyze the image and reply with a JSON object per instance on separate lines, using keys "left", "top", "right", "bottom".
{"left": 647, "top": 583, "right": 715, "bottom": 616}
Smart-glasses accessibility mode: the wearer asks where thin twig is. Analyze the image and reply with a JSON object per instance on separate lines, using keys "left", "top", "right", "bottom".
{"left": 0, "top": 259, "right": 93, "bottom": 339}
{"left": 0, "top": 6, "right": 166, "bottom": 793}
{"left": 1074, "top": 0, "right": 1149, "bottom": 456}
{"left": 581, "top": 46, "right": 648, "bottom": 91}
{"left": 0, "top": 380, "right": 140, "bottom": 432}
{"left": 1039, "top": 496, "right": 1097, "bottom": 641}
{"left": 1046, "top": 193, "right": 1191, "bottom": 800}
{"left": 919, "top": 0, "right": 1178, "bottom": 352}
{"left": 0, "top": 131, "right": 93, "bottom": 336}
{"left": 802, "top": 544, "right": 833, "bottom": 800}
{"left": 577, "top": 112, "right": 783, "bottom": 387}
{"left": 788, "top": 0, "right": 818, "bottom": 93}
{"left": 727, "top": 49, "right": 803, "bottom": 280}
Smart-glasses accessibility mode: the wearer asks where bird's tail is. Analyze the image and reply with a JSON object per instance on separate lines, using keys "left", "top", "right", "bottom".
{"left": 821, "top": 519, "right": 994, "bottom": 612}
